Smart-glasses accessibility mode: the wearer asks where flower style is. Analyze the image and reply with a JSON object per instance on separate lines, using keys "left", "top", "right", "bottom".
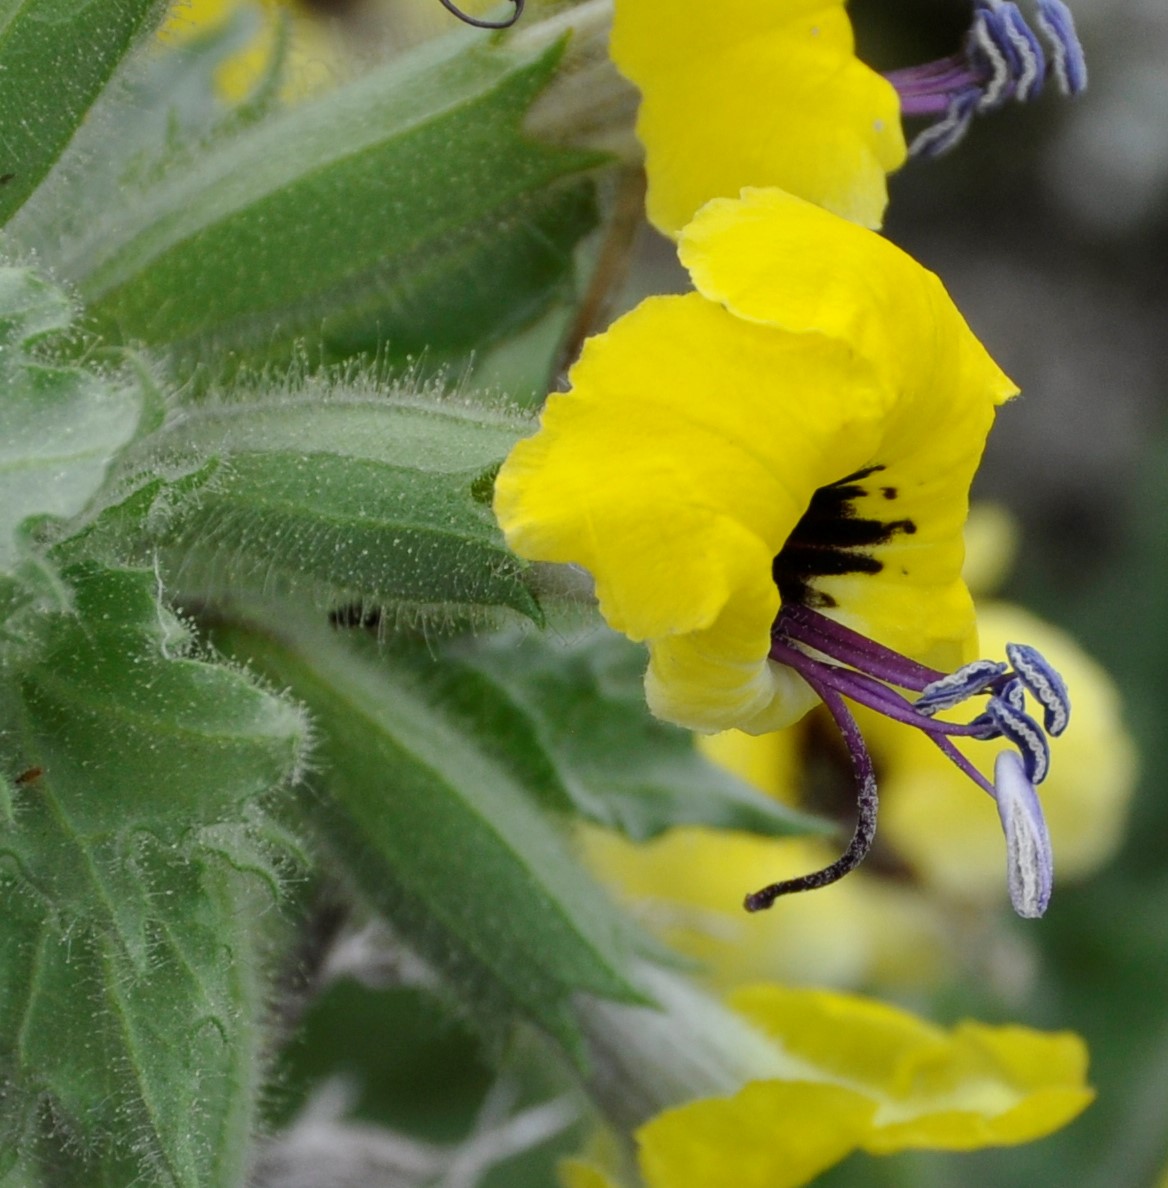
{"left": 495, "top": 187, "right": 1070, "bottom": 915}
{"left": 563, "top": 965, "right": 1094, "bottom": 1188}
{"left": 887, "top": 0, "right": 1087, "bottom": 157}
{"left": 609, "top": 0, "right": 906, "bottom": 235}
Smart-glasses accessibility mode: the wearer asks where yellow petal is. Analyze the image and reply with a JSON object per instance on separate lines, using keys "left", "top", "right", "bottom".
{"left": 729, "top": 985, "right": 1094, "bottom": 1151}
{"left": 610, "top": 0, "right": 905, "bottom": 235}
{"left": 557, "top": 1157, "right": 622, "bottom": 1188}
{"left": 637, "top": 1081, "right": 877, "bottom": 1188}
{"left": 496, "top": 290, "right": 882, "bottom": 732}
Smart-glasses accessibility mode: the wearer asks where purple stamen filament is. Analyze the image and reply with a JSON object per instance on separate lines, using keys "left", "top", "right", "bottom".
{"left": 886, "top": 57, "right": 983, "bottom": 116}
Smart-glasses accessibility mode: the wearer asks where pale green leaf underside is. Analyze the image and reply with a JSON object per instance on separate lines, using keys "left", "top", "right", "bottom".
{"left": 101, "top": 393, "right": 541, "bottom": 625}
{"left": 0, "top": 565, "right": 307, "bottom": 1185}
{"left": 0, "top": 0, "right": 163, "bottom": 227}
{"left": 0, "top": 268, "right": 139, "bottom": 572}
{"left": 42, "top": 26, "right": 601, "bottom": 366}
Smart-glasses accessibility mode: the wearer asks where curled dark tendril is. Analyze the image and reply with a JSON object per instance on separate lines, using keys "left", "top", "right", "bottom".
{"left": 436, "top": 0, "right": 524, "bottom": 28}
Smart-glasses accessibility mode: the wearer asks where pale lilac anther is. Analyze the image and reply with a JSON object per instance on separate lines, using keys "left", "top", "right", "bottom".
{"left": 1035, "top": 0, "right": 1088, "bottom": 94}
{"left": 1006, "top": 641, "right": 1071, "bottom": 735}
{"left": 985, "top": 696, "right": 1050, "bottom": 783}
{"left": 915, "top": 658, "right": 1008, "bottom": 716}
{"left": 993, "top": 750, "right": 1054, "bottom": 918}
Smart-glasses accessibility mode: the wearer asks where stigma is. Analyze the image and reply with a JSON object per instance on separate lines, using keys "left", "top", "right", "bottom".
{"left": 744, "top": 604, "right": 1068, "bottom": 919}
{"left": 884, "top": 0, "right": 1087, "bottom": 158}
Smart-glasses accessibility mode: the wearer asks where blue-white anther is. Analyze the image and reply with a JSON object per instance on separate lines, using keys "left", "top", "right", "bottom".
{"left": 1000, "top": 3, "right": 1045, "bottom": 100}
{"left": 916, "top": 658, "right": 1007, "bottom": 716}
{"left": 1035, "top": 0, "right": 1087, "bottom": 95}
{"left": 1000, "top": 676, "right": 1027, "bottom": 712}
{"left": 986, "top": 696, "right": 1050, "bottom": 784}
{"left": 993, "top": 749, "right": 1053, "bottom": 918}
{"left": 970, "top": 4, "right": 1014, "bottom": 111}
{"left": 911, "top": 90, "right": 980, "bottom": 159}
{"left": 971, "top": 2, "right": 1045, "bottom": 110}
{"left": 1006, "top": 641, "right": 1071, "bottom": 736}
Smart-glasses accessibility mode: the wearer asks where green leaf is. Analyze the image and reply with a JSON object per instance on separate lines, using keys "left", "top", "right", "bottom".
{"left": 406, "top": 628, "right": 828, "bottom": 842}
{"left": 0, "top": 0, "right": 165, "bottom": 227}
{"left": 89, "top": 389, "right": 541, "bottom": 626}
{"left": 0, "top": 268, "right": 140, "bottom": 574}
{"left": 7, "top": 9, "right": 273, "bottom": 256}
{"left": 218, "top": 615, "right": 650, "bottom": 1061}
{"left": 47, "top": 27, "right": 602, "bottom": 370}
{"left": 0, "top": 564, "right": 309, "bottom": 1185}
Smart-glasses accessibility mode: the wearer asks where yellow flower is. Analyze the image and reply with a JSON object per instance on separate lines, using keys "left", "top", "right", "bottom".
{"left": 495, "top": 187, "right": 1016, "bottom": 737}
{"left": 565, "top": 969, "right": 1093, "bottom": 1188}
{"left": 580, "top": 821, "right": 950, "bottom": 991}
{"left": 160, "top": 0, "right": 343, "bottom": 102}
{"left": 609, "top": 0, "right": 906, "bottom": 236}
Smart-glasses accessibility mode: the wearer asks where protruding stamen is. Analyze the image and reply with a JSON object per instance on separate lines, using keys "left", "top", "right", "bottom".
{"left": 1006, "top": 642, "right": 1071, "bottom": 735}
{"left": 985, "top": 696, "right": 1050, "bottom": 783}
{"left": 887, "top": 0, "right": 1087, "bottom": 158}
{"left": 759, "top": 605, "right": 1068, "bottom": 915}
{"left": 993, "top": 750, "right": 1054, "bottom": 918}
{"left": 916, "top": 658, "right": 1008, "bottom": 716}
{"left": 1035, "top": 0, "right": 1088, "bottom": 94}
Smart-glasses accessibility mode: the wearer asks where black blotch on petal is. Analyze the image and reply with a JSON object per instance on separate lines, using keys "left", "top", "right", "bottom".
{"left": 773, "top": 466, "right": 916, "bottom": 607}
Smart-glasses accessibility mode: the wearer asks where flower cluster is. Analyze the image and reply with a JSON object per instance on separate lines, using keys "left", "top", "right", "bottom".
{"left": 497, "top": 0, "right": 1096, "bottom": 923}
{"left": 493, "top": 0, "right": 1100, "bottom": 1180}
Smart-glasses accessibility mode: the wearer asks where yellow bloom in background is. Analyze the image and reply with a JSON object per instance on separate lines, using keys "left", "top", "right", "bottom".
{"left": 160, "top": 0, "right": 346, "bottom": 102}
{"left": 563, "top": 969, "right": 1094, "bottom": 1188}
{"left": 581, "top": 820, "right": 951, "bottom": 991}
{"left": 609, "top": 0, "right": 906, "bottom": 236}
{"left": 496, "top": 186, "right": 1015, "bottom": 736}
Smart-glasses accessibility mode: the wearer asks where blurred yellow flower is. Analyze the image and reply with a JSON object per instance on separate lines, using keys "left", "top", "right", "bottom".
{"left": 563, "top": 977, "right": 1093, "bottom": 1188}
{"left": 159, "top": 0, "right": 344, "bottom": 101}
{"left": 609, "top": 0, "right": 906, "bottom": 236}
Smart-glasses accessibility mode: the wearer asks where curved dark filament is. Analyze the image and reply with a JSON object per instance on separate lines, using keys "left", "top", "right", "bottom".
{"left": 435, "top": 0, "right": 524, "bottom": 28}
{"left": 743, "top": 676, "right": 878, "bottom": 912}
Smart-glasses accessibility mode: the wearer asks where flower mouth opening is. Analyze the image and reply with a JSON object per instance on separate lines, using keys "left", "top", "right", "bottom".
{"left": 745, "top": 604, "right": 1067, "bottom": 918}
{"left": 771, "top": 466, "right": 916, "bottom": 610}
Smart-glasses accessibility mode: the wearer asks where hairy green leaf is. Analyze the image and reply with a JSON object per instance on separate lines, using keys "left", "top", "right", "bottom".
{"left": 0, "top": 564, "right": 308, "bottom": 1185}
{"left": 90, "top": 390, "right": 541, "bottom": 626}
{"left": 0, "top": 268, "right": 139, "bottom": 574}
{"left": 0, "top": 0, "right": 165, "bottom": 227}
{"left": 43, "top": 27, "right": 601, "bottom": 369}
{"left": 219, "top": 615, "right": 650, "bottom": 1061}
{"left": 406, "top": 628, "right": 828, "bottom": 842}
